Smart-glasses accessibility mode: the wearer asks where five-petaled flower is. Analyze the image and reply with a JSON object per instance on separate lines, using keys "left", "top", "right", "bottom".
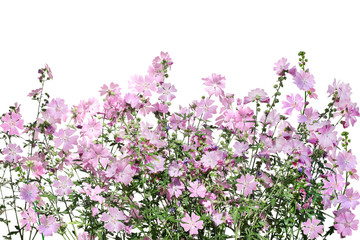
{"left": 302, "top": 217, "right": 324, "bottom": 239}
{"left": 1, "top": 112, "right": 24, "bottom": 135}
{"left": 101, "top": 207, "right": 127, "bottom": 233}
{"left": 180, "top": 212, "right": 204, "bottom": 235}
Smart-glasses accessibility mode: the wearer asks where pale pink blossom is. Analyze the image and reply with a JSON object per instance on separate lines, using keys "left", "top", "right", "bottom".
{"left": 334, "top": 210, "right": 359, "bottom": 237}
{"left": 282, "top": 93, "right": 304, "bottom": 116}
{"left": 236, "top": 173, "right": 258, "bottom": 196}
{"left": 293, "top": 70, "right": 315, "bottom": 91}
{"left": 188, "top": 181, "right": 207, "bottom": 198}
{"left": 20, "top": 183, "right": 39, "bottom": 203}
{"left": 202, "top": 73, "right": 226, "bottom": 97}
{"left": 101, "top": 207, "right": 127, "bottom": 233}
{"left": 302, "top": 217, "right": 324, "bottom": 239}
{"left": 1, "top": 112, "right": 24, "bottom": 135}
{"left": 244, "top": 88, "right": 270, "bottom": 104}
{"left": 180, "top": 212, "right": 204, "bottom": 235}
{"left": 38, "top": 215, "right": 60, "bottom": 236}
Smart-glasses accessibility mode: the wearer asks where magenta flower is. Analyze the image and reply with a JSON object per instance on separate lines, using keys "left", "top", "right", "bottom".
{"left": 293, "top": 70, "right": 315, "bottom": 91}
{"left": 3, "top": 143, "right": 22, "bottom": 162}
{"left": 282, "top": 93, "right": 304, "bottom": 116}
{"left": 158, "top": 82, "right": 177, "bottom": 102}
{"left": 180, "top": 212, "right": 204, "bottom": 235}
{"left": 1, "top": 112, "right": 24, "bottom": 135}
{"left": 101, "top": 207, "right": 127, "bottom": 233}
{"left": 302, "top": 217, "right": 324, "bottom": 239}
{"left": 53, "top": 175, "right": 74, "bottom": 197}
{"left": 20, "top": 208, "right": 37, "bottom": 231}
{"left": 20, "top": 183, "right": 39, "bottom": 203}
{"left": 38, "top": 215, "right": 60, "bottom": 236}
{"left": 243, "top": 88, "right": 270, "bottom": 104}
{"left": 334, "top": 210, "right": 359, "bottom": 237}
{"left": 236, "top": 173, "right": 258, "bottom": 197}
{"left": 338, "top": 188, "right": 360, "bottom": 210}
{"left": 202, "top": 73, "right": 226, "bottom": 97}
{"left": 188, "top": 181, "right": 207, "bottom": 198}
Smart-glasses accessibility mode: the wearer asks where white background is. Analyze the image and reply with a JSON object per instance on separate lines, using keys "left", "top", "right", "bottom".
{"left": 1, "top": 0, "right": 360, "bottom": 239}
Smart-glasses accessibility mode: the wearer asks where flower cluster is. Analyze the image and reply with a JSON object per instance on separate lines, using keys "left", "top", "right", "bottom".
{"left": 0, "top": 51, "right": 359, "bottom": 239}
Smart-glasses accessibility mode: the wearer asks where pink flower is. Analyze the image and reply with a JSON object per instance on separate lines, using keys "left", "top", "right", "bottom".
{"left": 20, "top": 208, "right": 37, "bottom": 231}
{"left": 110, "top": 160, "right": 136, "bottom": 185}
{"left": 146, "top": 156, "right": 166, "bottom": 174}
{"left": 167, "top": 178, "right": 185, "bottom": 199}
{"left": 53, "top": 175, "right": 74, "bottom": 197}
{"left": 236, "top": 173, "right": 258, "bottom": 197}
{"left": 78, "top": 231, "right": 96, "bottom": 240}
{"left": 101, "top": 207, "right": 127, "bottom": 233}
{"left": 298, "top": 107, "right": 319, "bottom": 124}
{"left": 124, "top": 92, "right": 140, "bottom": 109}
{"left": 212, "top": 211, "right": 224, "bottom": 226}
{"left": 80, "top": 183, "right": 105, "bottom": 204}
{"left": 233, "top": 141, "right": 249, "bottom": 157}
{"left": 316, "top": 122, "right": 338, "bottom": 149}
{"left": 201, "top": 150, "right": 223, "bottom": 170}
{"left": 3, "top": 143, "right": 22, "bottom": 162}
{"left": 180, "top": 212, "right": 204, "bottom": 235}
{"left": 334, "top": 210, "right": 359, "bottom": 237}
{"left": 82, "top": 118, "right": 102, "bottom": 139}
{"left": 168, "top": 162, "right": 183, "bottom": 177}
{"left": 1, "top": 112, "right": 24, "bottom": 135}
{"left": 337, "top": 151, "right": 357, "bottom": 173}
{"left": 99, "top": 82, "right": 121, "bottom": 97}
{"left": 131, "top": 74, "right": 156, "bottom": 97}
{"left": 45, "top": 64, "right": 53, "bottom": 80}
{"left": 46, "top": 98, "right": 69, "bottom": 122}
{"left": 53, "top": 128, "right": 79, "bottom": 152}
{"left": 273, "top": 58, "right": 290, "bottom": 76}
{"left": 196, "top": 98, "right": 217, "bottom": 121}
{"left": 343, "top": 102, "right": 360, "bottom": 128}
{"left": 83, "top": 144, "right": 111, "bottom": 169}
{"left": 338, "top": 188, "right": 360, "bottom": 210}
{"left": 28, "top": 88, "right": 42, "bottom": 97}
{"left": 323, "top": 173, "right": 345, "bottom": 195}
{"left": 20, "top": 183, "right": 39, "bottom": 203}
{"left": 293, "top": 70, "right": 315, "bottom": 91}
{"left": 302, "top": 217, "right": 324, "bottom": 239}
{"left": 202, "top": 73, "right": 226, "bottom": 97}
{"left": 282, "top": 94, "right": 304, "bottom": 116}
{"left": 188, "top": 181, "right": 207, "bottom": 198}
{"left": 158, "top": 82, "right": 177, "bottom": 102}
{"left": 244, "top": 88, "right": 270, "bottom": 104}
{"left": 38, "top": 215, "right": 60, "bottom": 236}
